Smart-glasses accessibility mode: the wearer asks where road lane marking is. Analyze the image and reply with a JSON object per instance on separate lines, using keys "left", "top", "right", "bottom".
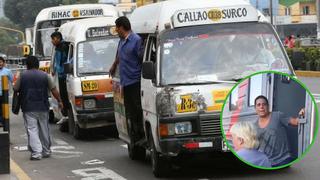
{"left": 81, "top": 159, "right": 105, "bottom": 165}
{"left": 14, "top": 144, "right": 83, "bottom": 158}
{"left": 51, "top": 146, "right": 83, "bottom": 154}
{"left": 54, "top": 138, "right": 69, "bottom": 145}
{"left": 121, "top": 144, "right": 127, "bottom": 149}
{"left": 10, "top": 159, "right": 31, "bottom": 180}
{"left": 13, "top": 146, "right": 28, "bottom": 151}
{"left": 72, "top": 167, "right": 126, "bottom": 180}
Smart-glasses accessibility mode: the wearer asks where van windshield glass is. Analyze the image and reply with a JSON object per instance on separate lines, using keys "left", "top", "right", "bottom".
{"left": 160, "top": 23, "right": 292, "bottom": 85}
{"left": 77, "top": 38, "right": 119, "bottom": 75}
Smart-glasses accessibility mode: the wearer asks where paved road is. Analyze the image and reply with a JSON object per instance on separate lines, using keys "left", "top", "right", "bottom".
{"left": 6, "top": 77, "right": 320, "bottom": 180}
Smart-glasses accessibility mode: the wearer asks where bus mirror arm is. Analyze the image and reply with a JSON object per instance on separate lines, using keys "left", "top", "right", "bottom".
{"left": 142, "top": 61, "right": 155, "bottom": 80}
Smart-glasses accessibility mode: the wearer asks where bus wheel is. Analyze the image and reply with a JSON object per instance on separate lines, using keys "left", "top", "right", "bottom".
{"left": 73, "top": 124, "right": 85, "bottom": 140}
{"left": 67, "top": 109, "right": 75, "bottom": 135}
{"left": 49, "top": 110, "right": 55, "bottom": 124}
{"left": 149, "top": 129, "right": 170, "bottom": 177}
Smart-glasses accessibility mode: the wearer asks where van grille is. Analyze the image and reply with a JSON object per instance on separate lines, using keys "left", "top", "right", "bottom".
{"left": 199, "top": 113, "right": 221, "bottom": 137}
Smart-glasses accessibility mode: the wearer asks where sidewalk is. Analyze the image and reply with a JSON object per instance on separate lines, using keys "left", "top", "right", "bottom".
{"left": 0, "top": 159, "right": 31, "bottom": 180}
{"left": 0, "top": 173, "right": 19, "bottom": 180}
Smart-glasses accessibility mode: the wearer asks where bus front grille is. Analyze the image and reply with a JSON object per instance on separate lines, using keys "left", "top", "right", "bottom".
{"left": 199, "top": 113, "right": 221, "bottom": 137}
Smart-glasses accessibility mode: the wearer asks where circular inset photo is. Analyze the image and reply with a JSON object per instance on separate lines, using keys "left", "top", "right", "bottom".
{"left": 220, "top": 71, "right": 319, "bottom": 169}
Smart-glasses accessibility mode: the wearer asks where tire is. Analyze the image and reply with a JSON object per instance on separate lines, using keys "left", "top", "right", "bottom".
{"left": 59, "top": 122, "right": 69, "bottom": 132}
{"left": 128, "top": 141, "right": 146, "bottom": 161}
{"left": 73, "top": 124, "right": 85, "bottom": 140}
{"left": 149, "top": 129, "right": 170, "bottom": 177}
{"left": 49, "top": 110, "right": 55, "bottom": 124}
{"left": 67, "top": 109, "right": 75, "bottom": 135}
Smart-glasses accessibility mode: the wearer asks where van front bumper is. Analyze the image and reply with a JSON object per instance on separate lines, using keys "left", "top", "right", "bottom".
{"left": 76, "top": 109, "right": 115, "bottom": 129}
{"left": 159, "top": 136, "right": 229, "bottom": 157}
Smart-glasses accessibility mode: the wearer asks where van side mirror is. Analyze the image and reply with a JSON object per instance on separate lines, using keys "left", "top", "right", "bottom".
{"left": 142, "top": 61, "right": 155, "bottom": 80}
{"left": 64, "top": 63, "right": 73, "bottom": 74}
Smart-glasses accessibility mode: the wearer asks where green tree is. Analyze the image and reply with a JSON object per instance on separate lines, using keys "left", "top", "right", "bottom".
{"left": 4, "top": 0, "right": 60, "bottom": 28}
{"left": 0, "top": 18, "right": 22, "bottom": 53}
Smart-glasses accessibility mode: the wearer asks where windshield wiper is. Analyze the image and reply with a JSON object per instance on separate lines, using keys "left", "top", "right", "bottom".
{"left": 79, "top": 72, "right": 107, "bottom": 75}
{"left": 166, "top": 81, "right": 235, "bottom": 86}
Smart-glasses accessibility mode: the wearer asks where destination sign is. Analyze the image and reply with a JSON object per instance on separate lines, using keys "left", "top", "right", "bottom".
{"left": 50, "top": 8, "right": 104, "bottom": 19}
{"left": 172, "top": 5, "right": 258, "bottom": 28}
{"left": 86, "top": 26, "right": 118, "bottom": 38}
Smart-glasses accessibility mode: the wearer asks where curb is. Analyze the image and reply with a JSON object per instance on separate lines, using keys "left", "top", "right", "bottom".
{"left": 295, "top": 71, "right": 320, "bottom": 77}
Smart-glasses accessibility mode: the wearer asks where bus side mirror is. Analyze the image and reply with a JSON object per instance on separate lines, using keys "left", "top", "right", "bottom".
{"left": 142, "top": 61, "right": 155, "bottom": 80}
{"left": 64, "top": 63, "right": 73, "bottom": 74}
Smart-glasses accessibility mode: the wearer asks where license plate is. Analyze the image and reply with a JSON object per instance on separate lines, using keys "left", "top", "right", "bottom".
{"left": 39, "top": 67, "right": 50, "bottom": 73}
{"left": 82, "top": 81, "right": 98, "bottom": 92}
{"left": 177, "top": 95, "right": 197, "bottom": 113}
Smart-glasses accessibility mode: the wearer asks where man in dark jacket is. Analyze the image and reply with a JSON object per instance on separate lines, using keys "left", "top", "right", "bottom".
{"left": 14, "top": 56, "right": 63, "bottom": 160}
{"left": 51, "top": 31, "right": 70, "bottom": 125}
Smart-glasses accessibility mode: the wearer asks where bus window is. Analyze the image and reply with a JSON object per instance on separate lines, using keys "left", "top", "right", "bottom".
{"left": 230, "top": 87, "right": 239, "bottom": 111}
{"left": 249, "top": 74, "right": 263, "bottom": 106}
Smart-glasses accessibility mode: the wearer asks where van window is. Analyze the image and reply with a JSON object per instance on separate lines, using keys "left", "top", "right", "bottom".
{"left": 146, "top": 36, "right": 157, "bottom": 63}
{"left": 68, "top": 44, "right": 74, "bottom": 63}
{"left": 77, "top": 38, "right": 119, "bottom": 76}
{"left": 160, "top": 22, "right": 291, "bottom": 85}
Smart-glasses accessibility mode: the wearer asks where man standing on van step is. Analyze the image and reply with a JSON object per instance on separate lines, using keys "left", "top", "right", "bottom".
{"left": 109, "top": 16, "right": 145, "bottom": 144}
{"left": 51, "top": 32, "right": 70, "bottom": 126}
{"left": 0, "top": 57, "right": 13, "bottom": 127}
{"left": 14, "top": 56, "right": 63, "bottom": 160}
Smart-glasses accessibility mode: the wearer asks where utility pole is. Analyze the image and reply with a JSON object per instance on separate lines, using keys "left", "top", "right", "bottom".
{"left": 0, "top": 26, "right": 25, "bottom": 44}
{"left": 317, "top": 0, "right": 320, "bottom": 39}
{"left": 270, "top": 0, "right": 274, "bottom": 25}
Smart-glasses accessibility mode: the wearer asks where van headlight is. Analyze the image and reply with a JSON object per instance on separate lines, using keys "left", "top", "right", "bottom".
{"left": 156, "top": 90, "right": 176, "bottom": 117}
{"left": 83, "top": 99, "right": 96, "bottom": 109}
{"left": 159, "top": 121, "right": 192, "bottom": 137}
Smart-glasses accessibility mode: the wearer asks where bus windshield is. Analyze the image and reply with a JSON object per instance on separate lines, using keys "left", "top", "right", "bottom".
{"left": 160, "top": 23, "right": 292, "bottom": 85}
{"left": 77, "top": 38, "right": 119, "bottom": 75}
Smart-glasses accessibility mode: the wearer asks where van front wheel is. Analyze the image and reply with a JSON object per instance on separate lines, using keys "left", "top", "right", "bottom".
{"left": 73, "top": 124, "right": 85, "bottom": 139}
{"left": 128, "top": 141, "right": 146, "bottom": 160}
{"left": 149, "top": 130, "right": 170, "bottom": 177}
{"left": 67, "top": 109, "right": 75, "bottom": 135}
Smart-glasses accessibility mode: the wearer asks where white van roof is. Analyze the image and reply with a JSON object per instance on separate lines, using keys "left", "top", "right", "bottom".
{"left": 35, "top": 4, "right": 119, "bottom": 23}
{"left": 130, "top": 0, "right": 268, "bottom": 34}
{"left": 59, "top": 17, "right": 118, "bottom": 43}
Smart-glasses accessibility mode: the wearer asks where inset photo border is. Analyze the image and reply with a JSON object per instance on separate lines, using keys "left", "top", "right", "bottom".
{"left": 220, "top": 71, "right": 319, "bottom": 170}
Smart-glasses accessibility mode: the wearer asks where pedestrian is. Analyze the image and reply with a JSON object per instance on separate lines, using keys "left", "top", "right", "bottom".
{"left": 0, "top": 56, "right": 13, "bottom": 127}
{"left": 284, "top": 35, "right": 290, "bottom": 47}
{"left": 287, "top": 35, "right": 295, "bottom": 48}
{"left": 51, "top": 31, "right": 70, "bottom": 125}
{"left": 253, "top": 95, "right": 304, "bottom": 167}
{"left": 13, "top": 56, "right": 63, "bottom": 160}
{"left": 230, "top": 121, "right": 271, "bottom": 168}
{"left": 109, "top": 16, "right": 145, "bottom": 143}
